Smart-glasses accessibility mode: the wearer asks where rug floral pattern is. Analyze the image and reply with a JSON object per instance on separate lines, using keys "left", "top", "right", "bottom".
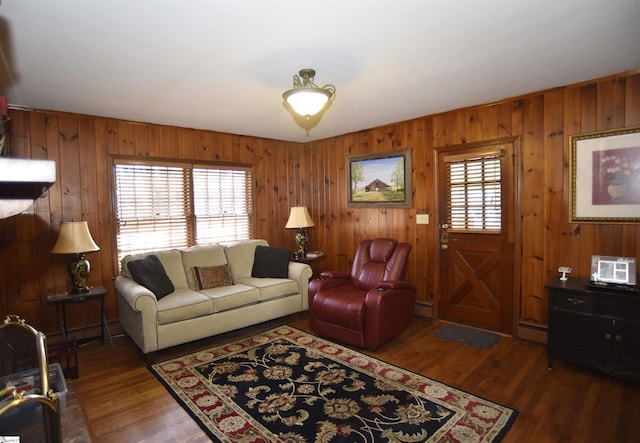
{"left": 149, "top": 326, "right": 517, "bottom": 442}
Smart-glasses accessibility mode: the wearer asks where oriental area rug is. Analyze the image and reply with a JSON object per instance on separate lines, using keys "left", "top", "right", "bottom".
{"left": 149, "top": 326, "right": 517, "bottom": 442}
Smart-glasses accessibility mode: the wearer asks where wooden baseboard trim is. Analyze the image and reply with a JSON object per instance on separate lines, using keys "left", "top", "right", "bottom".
{"left": 414, "top": 302, "right": 432, "bottom": 318}
{"left": 517, "top": 321, "right": 547, "bottom": 344}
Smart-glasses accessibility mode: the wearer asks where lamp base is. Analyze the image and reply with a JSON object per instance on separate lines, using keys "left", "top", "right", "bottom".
{"left": 295, "top": 228, "right": 308, "bottom": 257}
{"left": 68, "top": 253, "right": 91, "bottom": 294}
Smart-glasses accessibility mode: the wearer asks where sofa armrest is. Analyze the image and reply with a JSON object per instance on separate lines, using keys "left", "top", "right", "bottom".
{"left": 115, "top": 275, "right": 162, "bottom": 353}
{"left": 287, "top": 261, "right": 313, "bottom": 310}
{"left": 115, "top": 275, "right": 158, "bottom": 312}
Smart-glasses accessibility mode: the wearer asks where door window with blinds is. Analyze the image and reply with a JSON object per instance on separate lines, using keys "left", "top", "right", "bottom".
{"left": 444, "top": 149, "right": 502, "bottom": 232}
{"left": 113, "top": 159, "right": 253, "bottom": 264}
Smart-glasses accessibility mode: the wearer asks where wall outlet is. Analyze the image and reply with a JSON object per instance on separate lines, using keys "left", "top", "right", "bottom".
{"left": 416, "top": 214, "right": 429, "bottom": 224}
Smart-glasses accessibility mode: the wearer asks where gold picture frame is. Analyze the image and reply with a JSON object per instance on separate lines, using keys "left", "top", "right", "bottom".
{"left": 569, "top": 126, "right": 640, "bottom": 223}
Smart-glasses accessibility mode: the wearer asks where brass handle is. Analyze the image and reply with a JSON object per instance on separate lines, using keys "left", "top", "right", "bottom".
{"left": 615, "top": 335, "right": 623, "bottom": 342}
{"left": 440, "top": 232, "right": 449, "bottom": 250}
{"left": 567, "top": 297, "right": 584, "bottom": 306}
{"left": 604, "top": 333, "right": 612, "bottom": 340}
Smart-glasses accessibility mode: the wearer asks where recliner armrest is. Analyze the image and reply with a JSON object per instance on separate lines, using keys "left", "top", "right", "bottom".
{"left": 319, "top": 271, "right": 350, "bottom": 280}
{"left": 375, "top": 280, "right": 417, "bottom": 291}
{"left": 309, "top": 272, "right": 353, "bottom": 302}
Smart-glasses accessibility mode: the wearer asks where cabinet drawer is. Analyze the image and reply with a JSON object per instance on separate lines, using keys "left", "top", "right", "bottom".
{"left": 550, "top": 291, "right": 640, "bottom": 322}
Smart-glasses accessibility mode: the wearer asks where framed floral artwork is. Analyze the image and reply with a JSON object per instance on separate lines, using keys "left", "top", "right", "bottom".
{"left": 569, "top": 126, "right": 640, "bottom": 223}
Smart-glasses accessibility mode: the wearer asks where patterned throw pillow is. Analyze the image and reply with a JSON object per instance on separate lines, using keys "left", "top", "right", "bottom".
{"left": 193, "top": 264, "right": 234, "bottom": 290}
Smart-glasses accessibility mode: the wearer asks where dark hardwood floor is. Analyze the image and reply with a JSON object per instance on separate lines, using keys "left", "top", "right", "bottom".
{"left": 70, "top": 315, "right": 640, "bottom": 442}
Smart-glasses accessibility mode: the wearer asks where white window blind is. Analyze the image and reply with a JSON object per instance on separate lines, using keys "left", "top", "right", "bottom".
{"left": 193, "top": 166, "right": 253, "bottom": 244}
{"left": 113, "top": 159, "right": 253, "bottom": 265}
{"left": 445, "top": 150, "right": 502, "bottom": 232}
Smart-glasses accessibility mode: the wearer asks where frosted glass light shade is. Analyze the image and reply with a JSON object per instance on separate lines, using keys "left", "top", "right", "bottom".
{"left": 284, "top": 89, "right": 331, "bottom": 118}
{"left": 282, "top": 69, "right": 335, "bottom": 120}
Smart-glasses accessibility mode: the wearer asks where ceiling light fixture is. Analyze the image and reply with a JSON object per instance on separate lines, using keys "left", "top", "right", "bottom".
{"left": 283, "top": 69, "right": 335, "bottom": 120}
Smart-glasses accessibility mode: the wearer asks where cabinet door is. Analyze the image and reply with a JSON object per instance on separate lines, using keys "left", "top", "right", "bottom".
{"left": 612, "top": 319, "right": 640, "bottom": 378}
{"left": 549, "top": 307, "right": 612, "bottom": 372}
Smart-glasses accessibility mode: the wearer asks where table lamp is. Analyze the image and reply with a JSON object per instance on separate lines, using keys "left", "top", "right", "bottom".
{"left": 285, "top": 206, "right": 315, "bottom": 258}
{"left": 51, "top": 221, "right": 100, "bottom": 293}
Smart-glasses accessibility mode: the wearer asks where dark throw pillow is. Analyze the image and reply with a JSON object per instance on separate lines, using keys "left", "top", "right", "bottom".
{"left": 127, "top": 255, "right": 174, "bottom": 299}
{"left": 193, "top": 264, "right": 234, "bottom": 290}
{"left": 251, "top": 246, "right": 290, "bottom": 278}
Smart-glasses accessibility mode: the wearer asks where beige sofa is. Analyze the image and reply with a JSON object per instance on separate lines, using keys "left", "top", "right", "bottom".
{"left": 115, "top": 239, "right": 311, "bottom": 354}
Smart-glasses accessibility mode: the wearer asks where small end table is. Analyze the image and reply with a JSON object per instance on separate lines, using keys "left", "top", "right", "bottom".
{"left": 292, "top": 252, "right": 325, "bottom": 279}
{"left": 47, "top": 286, "right": 114, "bottom": 351}
{"left": 291, "top": 252, "right": 325, "bottom": 264}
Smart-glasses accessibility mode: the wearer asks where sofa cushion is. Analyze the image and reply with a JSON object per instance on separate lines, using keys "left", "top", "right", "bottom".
{"left": 251, "top": 246, "right": 290, "bottom": 278}
{"left": 237, "top": 277, "right": 299, "bottom": 302}
{"left": 156, "top": 288, "right": 213, "bottom": 325}
{"left": 200, "top": 284, "right": 261, "bottom": 313}
{"left": 224, "top": 239, "right": 269, "bottom": 281}
{"left": 181, "top": 244, "right": 228, "bottom": 289}
{"left": 122, "top": 249, "right": 188, "bottom": 289}
{"left": 193, "top": 264, "right": 234, "bottom": 289}
{"left": 127, "top": 255, "right": 174, "bottom": 299}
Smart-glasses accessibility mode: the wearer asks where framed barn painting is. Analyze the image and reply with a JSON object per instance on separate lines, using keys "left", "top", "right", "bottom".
{"left": 569, "top": 126, "right": 640, "bottom": 223}
{"left": 346, "top": 148, "right": 412, "bottom": 208}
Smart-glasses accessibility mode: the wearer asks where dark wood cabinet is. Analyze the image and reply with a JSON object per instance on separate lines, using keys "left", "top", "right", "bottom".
{"left": 546, "top": 277, "right": 640, "bottom": 380}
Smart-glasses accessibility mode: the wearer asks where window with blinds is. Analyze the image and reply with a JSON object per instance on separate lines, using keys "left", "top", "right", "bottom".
{"left": 445, "top": 150, "right": 502, "bottom": 232}
{"left": 113, "top": 159, "right": 253, "bottom": 264}
{"left": 192, "top": 166, "right": 253, "bottom": 244}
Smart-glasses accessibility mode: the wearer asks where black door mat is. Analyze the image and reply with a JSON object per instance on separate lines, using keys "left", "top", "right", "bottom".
{"left": 434, "top": 324, "right": 501, "bottom": 349}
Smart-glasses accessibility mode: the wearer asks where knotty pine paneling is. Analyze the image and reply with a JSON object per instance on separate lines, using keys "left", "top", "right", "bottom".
{"left": 1, "top": 69, "right": 638, "bottom": 343}
{"left": 0, "top": 114, "right": 309, "bottom": 335}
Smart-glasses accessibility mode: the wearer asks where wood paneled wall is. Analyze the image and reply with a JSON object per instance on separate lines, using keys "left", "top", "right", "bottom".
{"left": 305, "top": 71, "right": 640, "bottom": 340}
{"left": 0, "top": 114, "right": 306, "bottom": 334}
{"left": 1, "top": 70, "right": 638, "bottom": 341}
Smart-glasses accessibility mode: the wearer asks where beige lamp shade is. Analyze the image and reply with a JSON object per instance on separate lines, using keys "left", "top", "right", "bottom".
{"left": 51, "top": 221, "right": 100, "bottom": 254}
{"left": 285, "top": 206, "right": 315, "bottom": 229}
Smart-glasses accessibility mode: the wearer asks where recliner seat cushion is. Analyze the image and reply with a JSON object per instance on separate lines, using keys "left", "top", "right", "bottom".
{"left": 311, "top": 286, "right": 366, "bottom": 331}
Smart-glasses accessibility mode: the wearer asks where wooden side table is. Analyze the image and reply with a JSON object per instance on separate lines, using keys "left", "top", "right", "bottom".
{"left": 47, "top": 286, "right": 114, "bottom": 351}
{"left": 292, "top": 252, "right": 325, "bottom": 279}
{"left": 293, "top": 256, "right": 322, "bottom": 264}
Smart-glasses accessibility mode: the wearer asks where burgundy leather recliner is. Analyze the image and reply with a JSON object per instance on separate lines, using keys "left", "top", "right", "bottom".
{"left": 308, "top": 238, "right": 416, "bottom": 349}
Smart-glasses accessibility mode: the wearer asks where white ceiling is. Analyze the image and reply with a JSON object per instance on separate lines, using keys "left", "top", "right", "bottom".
{"left": 1, "top": 1, "right": 639, "bottom": 143}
